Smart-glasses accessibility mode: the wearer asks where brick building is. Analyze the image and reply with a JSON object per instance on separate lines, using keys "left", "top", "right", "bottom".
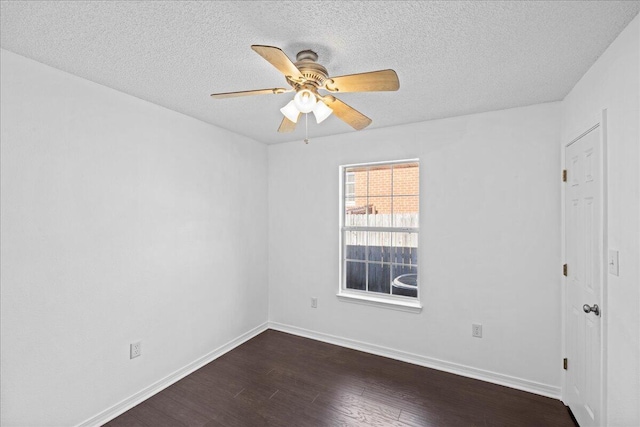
{"left": 345, "top": 162, "right": 419, "bottom": 215}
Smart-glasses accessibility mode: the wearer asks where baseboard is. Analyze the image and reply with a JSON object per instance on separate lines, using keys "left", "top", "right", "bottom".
{"left": 77, "top": 322, "right": 269, "bottom": 427}
{"left": 269, "top": 321, "right": 561, "bottom": 400}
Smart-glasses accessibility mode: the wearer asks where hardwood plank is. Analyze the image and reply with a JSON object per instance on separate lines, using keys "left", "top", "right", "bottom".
{"left": 168, "top": 380, "right": 266, "bottom": 427}
{"left": 161, "top": 385, "right": 225, "bottom": 419}
{"left": 168, "top": 383, "right": 272, "bottom": 427}
{"left": 399, "top": 407, "right": 483, "bottom": 427}
{"left": 125, "top": 401, "right": 187, "bottom": 427}
{"left": 201, "top": 419, "right": 227, "bottom": 427}
{"left": 314, "top": 388, "right": 402, "bottom": 421}
{"left": 145, "top": 392, "right": 210, "bottom": 427}
{"left": 103, "top": 411, "right": 147, "bottom": 427}
{"left": 269, "top": 388, "right": 365, "bottom": 427}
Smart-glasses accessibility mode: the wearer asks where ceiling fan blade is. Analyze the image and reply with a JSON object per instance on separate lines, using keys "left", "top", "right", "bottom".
{"left": 322, "top": 96, "right": 372, "bottom": 130}
{"left": 278, "top": 114, "right": 300, "bottom": 133}
{"left": 324, "top": 69, "right": 399, "bottom": 93}
{"left": 210, "top": 88, "right": 290, "bottom": 99}
{"left": 251, "top": 45, "right": 304, "bottom": 80}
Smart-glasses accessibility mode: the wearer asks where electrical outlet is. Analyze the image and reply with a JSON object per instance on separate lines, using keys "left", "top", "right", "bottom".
{"left": 130, "top": 341, "right": 141, "bottom": 359}
{"left": 311, "top": 297, "right": 318, "bottom": 308}
{"left": 472, "top": 324, "right": 482, "bottom": 338}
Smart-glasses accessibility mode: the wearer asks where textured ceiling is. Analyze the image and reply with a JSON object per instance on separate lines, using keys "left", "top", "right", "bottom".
{"left": 1, "top": 1, "right": 638, "bottom": 144}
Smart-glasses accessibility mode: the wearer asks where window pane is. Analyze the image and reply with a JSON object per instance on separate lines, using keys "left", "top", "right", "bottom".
{"left": 345, "top": 171, "right": 356, "bottom": 202}
{"left": 345, "top": 172, "right": 355, "bottom": 184}
{"left": 392, "top": 265, "right": 418, "bottom": 297}
{"left": 345, "top": 261, "right": 366, "bottom": 290}
{"left": 392, "top": 196, "right": 419, "bottom": 227}
{"left": 368, "top": 197, "right": 392, "bottom": 226}
{"left": 393, "top": 162, "right": 419, "bottom": 196}
{"left": 392, "top": 232, "right": 418, "bottom": 265}
{"left": 345, "top": 182, "right": 355, "bottom": 197}
{"left": 368, "top": 165, "right": 392, "bottom": 197}
{"left": 368, "top": 232, "right": 391, "bottom": 262}
{"left": 345, "top": 167, "right": 368, "bottom": 203}
{"left": 368, "top": 263, "right": 391, "bottom": 294}
{"left": 344, "top": 231, "right": 366, "bottom": 260}
{"left": 345, "top": 197, "right": 368, "bottom": 226}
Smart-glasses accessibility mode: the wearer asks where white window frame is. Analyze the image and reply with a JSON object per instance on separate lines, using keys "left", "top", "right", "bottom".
{"left": 337, "top": 159, "right": 422, "bottom": 313}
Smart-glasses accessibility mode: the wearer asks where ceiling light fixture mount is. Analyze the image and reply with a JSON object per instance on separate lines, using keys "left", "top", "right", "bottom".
{"left": 210, "top": 45, "right": 400, "bottom": 136}
{"left": 286, "top": 50, "right": 328, "bottom": 90}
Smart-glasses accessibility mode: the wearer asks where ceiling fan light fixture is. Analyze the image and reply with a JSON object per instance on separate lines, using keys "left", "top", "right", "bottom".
{"left": 280, "top": 100, "right": 300, "bottom": 123}
{"left": 312, "top": 100, "right": 333, "bottom": 123}
{"left": 293, "top": 89, "right": 317, "bottom": 113}
{"left": 211, "top": 45, "right": 398, "bottom": 133}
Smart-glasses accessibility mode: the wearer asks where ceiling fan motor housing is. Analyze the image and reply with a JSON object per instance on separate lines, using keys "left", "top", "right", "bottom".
{"left": 288, "top": 50, "right": 328, "bottom": 91}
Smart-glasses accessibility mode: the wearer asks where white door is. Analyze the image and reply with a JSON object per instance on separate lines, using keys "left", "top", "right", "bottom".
{"left": 564, "top": 127, "right": 603, "bottom": 426}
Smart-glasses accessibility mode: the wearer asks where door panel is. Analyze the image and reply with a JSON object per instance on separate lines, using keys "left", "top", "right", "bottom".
{"left": 565, "top": 127, "right": 602, "bottom": 427}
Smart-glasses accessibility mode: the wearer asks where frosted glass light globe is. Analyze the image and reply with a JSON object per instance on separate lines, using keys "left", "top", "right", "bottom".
{"left": 312, "top": 101, "right": 333, "bottom": 123}
{"left": 293, "top": 89, "right": 317, "bottom": 113}
{"left": 280, "top": 100, "right": 300, "bottom": 123}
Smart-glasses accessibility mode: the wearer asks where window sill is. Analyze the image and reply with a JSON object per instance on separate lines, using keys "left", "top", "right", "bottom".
{"left": 336, "top": 292, "right": 422, "bottom": 313}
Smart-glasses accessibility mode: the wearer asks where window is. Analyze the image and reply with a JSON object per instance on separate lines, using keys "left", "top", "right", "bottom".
{"left": 345, "top": 172, "right": 356, "bottom": 206}
{"left": 339, "top": 160, "right": 420, "bottom": 310}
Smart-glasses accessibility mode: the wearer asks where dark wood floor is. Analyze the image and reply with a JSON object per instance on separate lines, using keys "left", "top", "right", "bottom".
{"left": 105, "top": 330, "right": 575, "bottom": 427}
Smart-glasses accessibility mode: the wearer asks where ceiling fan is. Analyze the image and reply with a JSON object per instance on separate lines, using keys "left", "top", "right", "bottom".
{"left": 210, "top": 45, "right": 400, "bottom": 133}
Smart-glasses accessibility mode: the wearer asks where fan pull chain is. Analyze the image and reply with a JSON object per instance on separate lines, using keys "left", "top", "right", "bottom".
{"left": 304, "top": 113, "right": 310, "bottom": 144}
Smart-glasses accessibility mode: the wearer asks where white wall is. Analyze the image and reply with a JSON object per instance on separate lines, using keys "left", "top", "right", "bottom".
{"left": 561, "top": 15, "right": 640, "bottom": 426}
{"left": 0, "top": 50, "right": 268, "bottom": 426}
{"left": 268, "top": 102, "right": 562, "bottom": 394}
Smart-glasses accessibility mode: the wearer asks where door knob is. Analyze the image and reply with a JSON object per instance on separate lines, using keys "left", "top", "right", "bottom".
{"left": 583, "top": 304, "right": 600, "bottom": 316}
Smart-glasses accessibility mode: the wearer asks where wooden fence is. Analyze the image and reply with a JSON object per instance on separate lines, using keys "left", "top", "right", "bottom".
{"left": 344, "top": 213, "right": 418, "bottom": 248}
